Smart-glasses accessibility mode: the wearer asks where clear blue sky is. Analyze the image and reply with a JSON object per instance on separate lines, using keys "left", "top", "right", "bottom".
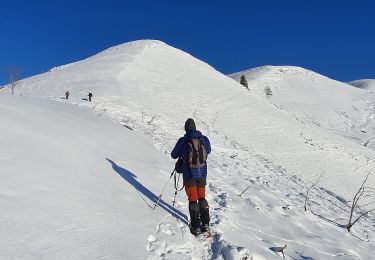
{"left": 1, "top": 0, "right": 374, "bottom": 85}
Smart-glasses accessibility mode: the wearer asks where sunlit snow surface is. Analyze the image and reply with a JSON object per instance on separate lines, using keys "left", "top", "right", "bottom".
{"left": 230, "top": 66, "right": 375, "bottom": 150}
{"left": 1, "top": 40, "right": 375, "bottom": 259}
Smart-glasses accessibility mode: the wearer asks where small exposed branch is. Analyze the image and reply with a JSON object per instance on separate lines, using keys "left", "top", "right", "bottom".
{"left": 239, "top": 186, "right": 251, "bottom": 197}
{"left": 347, "top": 168, "right": 374, "bottom": 232}
{"left": 148, "top": 115, "right": 156, "bottom": 126}
{"left": 304, "top": 173, "right": 323, "bottom": 211}
{"left": 271, "top": 244, "right": 287, "bottom": 260}
{"left": 358, "top": 201, "right": 375, "bottom": 208}
{"left": 349, "top": 208, "right": 375, "bottom": 229}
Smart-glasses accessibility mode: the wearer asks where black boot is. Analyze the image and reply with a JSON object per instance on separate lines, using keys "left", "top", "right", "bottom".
{"left": 198, "top": 198, "right": 210, "bottom": 232}
{"left": 189, "top": 201, "right": 200, "bottom": 235}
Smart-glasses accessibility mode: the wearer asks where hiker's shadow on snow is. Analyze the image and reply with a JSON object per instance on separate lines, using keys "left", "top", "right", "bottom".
{"left": 106, "top": 158, "right": 188, "bottom": 225}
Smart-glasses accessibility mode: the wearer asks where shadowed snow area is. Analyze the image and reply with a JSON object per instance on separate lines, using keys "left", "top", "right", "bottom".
{"left": 348, "top": 79, "right": 375, "bottom": 91}
{"left": 1, "top": 40, "right": 375, "bottom": 259}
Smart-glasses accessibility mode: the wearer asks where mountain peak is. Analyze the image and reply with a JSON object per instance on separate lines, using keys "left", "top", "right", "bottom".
{"left": 103, "top": 39, "right": 168, "bottom": 52}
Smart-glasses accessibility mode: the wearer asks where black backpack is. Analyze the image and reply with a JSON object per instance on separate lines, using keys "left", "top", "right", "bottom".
{"left": 175, "top": 157, "right": 183, "bottom": 173}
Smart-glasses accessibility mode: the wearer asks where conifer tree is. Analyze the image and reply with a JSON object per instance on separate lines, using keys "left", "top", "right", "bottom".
{"left": 240, "top": 75, "right": 248, "bottom": 89}
{"left": 265, "top": 85, "right": 273, "bottom": 98}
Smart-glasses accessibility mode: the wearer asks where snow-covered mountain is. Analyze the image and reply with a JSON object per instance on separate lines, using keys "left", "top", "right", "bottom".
{"left": 230, "top": 66, "right": 375, "bottom": 150}
{"left": 2, "top": 40, "right": 375, "bottom": 259}
{"left": 348, "top": 79, "right": 375, "bottom": 91}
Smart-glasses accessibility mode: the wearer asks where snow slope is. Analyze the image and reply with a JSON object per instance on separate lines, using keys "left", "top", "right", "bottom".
{"left": 2, "top": 84, "right": 375, "bottom": 260}
{"left": 2, "top": 40, "right": 375, "bottom": 259}
{"left": 0, "top": 93, "right": 188, "bottom": 259}
{"left": 8, "top": 40, "right": 375, "bottom": 199}
{"left": 230, "top": 66, "right": 375, "bottom": 150}
{"left": 348, "top": 79, "right": 375, "bottom": 92}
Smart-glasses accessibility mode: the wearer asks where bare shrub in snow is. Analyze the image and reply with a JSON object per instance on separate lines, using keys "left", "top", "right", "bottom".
{"left": 4, "top": 65, "right": 22, "bottom": 95}
{"left": 347, "top": 169, "right": 375, "bottom": 232}
{"left": 121, "top": 116, "right": 134, "bottom": 130}
{"left": 270, "top": 244, "right": 287, "bottom": 259}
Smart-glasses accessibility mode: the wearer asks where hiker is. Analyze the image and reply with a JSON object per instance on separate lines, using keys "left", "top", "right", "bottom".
{"left": 88, "top": 92, "right": 93, "bottom": 102}
{"left": 65, "top": 91, "right": 70, "bottom": 100}
{"left": 171, "top": 118, "right": 211, "bottom": 235}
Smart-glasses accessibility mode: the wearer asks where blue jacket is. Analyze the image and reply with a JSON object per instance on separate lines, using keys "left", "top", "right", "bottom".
{"left": 171, "top": 130, "right": 211, "bottom": 179}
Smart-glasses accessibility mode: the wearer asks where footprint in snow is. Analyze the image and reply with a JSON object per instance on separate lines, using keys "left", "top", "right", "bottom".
{"left": 214, "top": 192, "right": 228, "bottom": 207}
{"left": 146, "top": 235, "right": 157, "bottom": 252}
{"left": 211, "top": 233, "right": 251, "bottom": 260}
{"left": 157, "top": 223, "right": 174, "bottom": 236}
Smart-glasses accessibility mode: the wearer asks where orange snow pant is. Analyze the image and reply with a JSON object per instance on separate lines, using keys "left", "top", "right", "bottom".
{"left": 184, "top": 178, "right": 206, "bottom": 202}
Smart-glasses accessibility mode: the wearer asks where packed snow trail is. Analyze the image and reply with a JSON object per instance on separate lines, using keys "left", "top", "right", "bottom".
{"left": 138, "top": 110, "right": 375, "bottom": 259}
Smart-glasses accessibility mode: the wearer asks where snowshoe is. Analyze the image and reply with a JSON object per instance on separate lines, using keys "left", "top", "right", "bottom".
{"left": 200, "top": 224, "right": 209, "bottom": 233}
{"left": 190, "top": 227, "right": 200, "bottom": 237}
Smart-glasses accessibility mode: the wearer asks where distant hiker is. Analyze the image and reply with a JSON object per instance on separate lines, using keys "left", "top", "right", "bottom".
{"left": 88, "top": 92, "right": 93, "bottom": 102}
{"left": 65, "top": 91, "right": 70, "bottom": 100}
{"left": 171, "top": 118, "right": 211, "bottom": 236}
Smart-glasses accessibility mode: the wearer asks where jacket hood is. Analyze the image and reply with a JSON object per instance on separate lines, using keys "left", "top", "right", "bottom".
{"left": 184, "top": 130, "right": 202, "bottom": 138}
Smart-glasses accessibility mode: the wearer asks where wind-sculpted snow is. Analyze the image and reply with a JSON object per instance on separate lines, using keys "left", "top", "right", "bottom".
{"left": 2, "top": 40, "right": 375, "bottom": 259}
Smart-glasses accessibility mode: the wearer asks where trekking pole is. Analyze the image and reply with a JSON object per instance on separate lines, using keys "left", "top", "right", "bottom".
{"left": 172, "top": 172, "right": 185, "bottom": 207}
{"left": 172, "top": 174, "right": 178, "bottom": 207}
{"left": 153, "top": 169, "right": 176, "bottom": 210}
